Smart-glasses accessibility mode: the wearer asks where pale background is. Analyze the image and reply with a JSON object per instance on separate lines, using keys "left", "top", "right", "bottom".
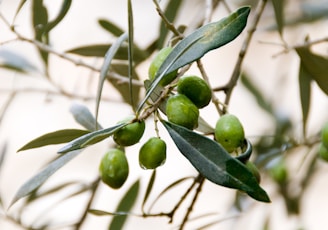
{"left": 0, "top": 0, "right": 328, "bottom": 229}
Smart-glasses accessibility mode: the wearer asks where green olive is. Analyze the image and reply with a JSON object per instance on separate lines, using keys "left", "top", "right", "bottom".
{"left": 214, "top": 114, "right": 245, "bottom": 153}
{"left": 177, "top": 75, "right": 212, "bottom": 108}
{"left": 166, "top": 94, "right": 199, "bottom": 129}
{"left": 113, "top": 118, "right": 145, "bottom": 146}
{"left": 99, "top": 149, "right": 129, "bottom": 189}
{"left": 246, "top": 161, "right": 261, "bottom": 183}
{"left": 139, "top": 137, "right": 166, "bottom": 169}
{"left": 321, "top": 122, "right": 328, "bottom": 149}
{"left": 318, "top": 143, "right": 328, "bottom": 162}
{"left": 269, "top": 160, "right": 288, "bottom": 184}
{"left": 148, "top": 47, "right": 178, "bottom": 86}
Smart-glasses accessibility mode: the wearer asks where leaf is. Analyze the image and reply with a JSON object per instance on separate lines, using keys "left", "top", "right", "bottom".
{"left": 298, "top": 63, "right": 312, "bottom": 137}
{"left": 58, "top": 123, "right": 127, "bottom": 153}
{"left": 0, "top": 49, "right": 38, "bottom": 73}
{"left": 127, "top": 0, "right": 135, "bottom": 109}
{"left": 43, "top": 0, "right": 72, "bottom": 33}
{"left": 69, "top": 103, "right": 103, "bottom": 131}
{"left": 98, "top": 19, "right": 125, "bottom": 36}
{"left": 296, "top": 47, "right": 328, "bottom": 95}
{"left": 13, "top": 0, "right": 28, "bottom": 22}
{"left": 162, "top": 120, "right": 270, "bottom": 202}
{"left": 109, "top": 180, "right": 140, "bottom": 230}
{"left": 95, "top": 32, "right": 128, "bottom": 126}
{"left": 271, "top": 0, "right": 285, "bottom": 36}
{"left": 9, "top": 150, "right": 82, "bottom": 208}
{"left": 17, "top": 129, "right": 90, "bottom": 152}
{"left": 141, "top": 170, "right": 156, "bottom": 213}
{"left": 137, "top": 6, "right": 251, "bottom": 112}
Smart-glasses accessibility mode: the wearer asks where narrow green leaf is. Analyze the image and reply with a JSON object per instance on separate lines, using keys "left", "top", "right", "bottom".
{"left": 127, "top": 0, "right": 135, "bottom": 109}
{"left": 58, "top": 123, "right": 127, "bottom": 153}
{"left": 137, "top": 6, "right": 251, "bottom": 112}
{"left": 70, "top": 103, "right": 103, "bottom": 131}
{"left": 271, "top": 0, "right": 285, "bottom": 36}
{"left": 95, "top": 32, "right": 128, "bottom": 127}
{"left": 162, "top": 120, "right": 270, "bottom": 202}
{"left": 298, "top": 63, "right": 312, "bottom": 137}
{"left": 157, "top": 0, "right": 184, "bottom": 48}
{"left": 89, "top": 210, "right": 129, "bottom": 216}
{"left": 141, "top": 170, "right": 156, "bottom": 213}
{"left": 13, "top": 0, "right": 28, "bottom": 22}
{"left": 17, "top": 129, "right": 90, "bottom": 152}
{"left": 43, "top": 0, "right": 72, "bottom": 33}
{"left": 296, "top": 47, "right": 328, "bottom": 95}
{"left": 9, "top": 150, "right": 82, "bottom": 208}
{"left": 109, "top": 180, "right": 140, "bottom": 230}
{"left": 98, "top": 19, "right": 124, "bottom": 36}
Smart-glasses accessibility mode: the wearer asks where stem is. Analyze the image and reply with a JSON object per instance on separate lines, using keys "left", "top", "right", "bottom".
{"left": 223, "top": 0, "right": 268, "bottom": 111}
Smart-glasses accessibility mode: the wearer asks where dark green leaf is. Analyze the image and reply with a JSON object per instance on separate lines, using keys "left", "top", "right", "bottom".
{"left": 141, "top": 170, "right": 156, "bottom": 213}
{"left": 17, "top": 129, "right": 90, "bottom": 152}
{"left": 162, "top": 120, "right": 270, "bottom": 202}
{"left": 109, "top": 180, "right": 140, "bottom": 230}
{"left": 157, "top": 0, "right": 184, "bottom": 48}
{"left": 296, "top": 47, "right": 328, "bottom": 95}
{"left": 127, "top": 0, "right": 135, "bottom": 109}
{"left": 137, "top": 6, "right": 251, "bottom": 112}
{"left": 298, "top": 63, "right": 312, "bottom": 136}
{"left": 271, "top": 0, "right": 285, "bottom": 36}
{"left": 9, "top": 150, "right": 82, "bottom": 208}
{"left": 58, "top": 123, "right": 127, "bottom": 153}
{"left": 43, "top": 0, "right": 72, "bottom": 33}
{"left": 98, "top": 19, "right": 124, "bottom": 37}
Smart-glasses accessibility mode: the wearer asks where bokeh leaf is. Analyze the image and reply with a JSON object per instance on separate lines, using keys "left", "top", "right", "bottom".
{"left": 296, "top": 47, "right": 328, "bottom": 95}
{"left": 142, "top": 170, "right": 156, "bottom": 213}
{"left": 43, "top": 0, "right": 72, "bottom": 33}
{"left": 109, "top": 180, "right": 140, "bottom": 230}
{"left": 98, "top": 19, "right": 124, "bottom": 36}
{"left": 17, "top": 129, "right": 90, "bottom": 152}
{"left": 137, "top": 6, "right": 251, "bottom": 112}
{"left": 162, "top": 120, "right": 270, "bottom": 202}
{"left": 271, "top": 0, "right": 285, "bottom": 36}
{"left": 58, "top": 123, "right": 127, "bottom": 153}
{"left": 298, "top": 63, "right": 312, "bottom": 136}
{"left": 10, "top": 150, "right": 82, "bottom": 208}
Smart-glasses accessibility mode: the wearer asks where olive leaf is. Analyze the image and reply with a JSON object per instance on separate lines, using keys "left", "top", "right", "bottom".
{"left": 98, "top": 19, "right": 125, "bottom": 37}
{"left": 137, "top": 6, "right": 251, "bottom": 113}
{"left": 295, "top": 47, "right": 328, "bottom": 95}
{"left": 17, "top": 129, "right": 90, "bottom": 152}
{"left": 271, "top": 0, "right": 285, "bottom": 36}
{"left": 162, "top": 120, "right": 270, "bottom": 203}
{"left": 58, "top": 122, "right": 127, "bottom": 153}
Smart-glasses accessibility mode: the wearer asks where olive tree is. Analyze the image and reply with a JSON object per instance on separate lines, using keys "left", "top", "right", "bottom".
{"left": 0, "top": 0, "right": 328, "bottom": 229}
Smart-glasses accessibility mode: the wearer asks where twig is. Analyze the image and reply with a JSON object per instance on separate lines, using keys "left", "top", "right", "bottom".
{"left": 223, "top": 0, "right": 268, "bottom": 111}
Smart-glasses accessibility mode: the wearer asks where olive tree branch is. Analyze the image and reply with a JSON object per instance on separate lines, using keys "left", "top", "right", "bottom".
{"left": 222, "top": 0, "right": 268, "bottom": 111}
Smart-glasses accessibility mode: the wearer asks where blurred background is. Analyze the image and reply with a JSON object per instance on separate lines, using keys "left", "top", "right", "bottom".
{"left": 0, "top": 0, "right": 328, "bottom": 229}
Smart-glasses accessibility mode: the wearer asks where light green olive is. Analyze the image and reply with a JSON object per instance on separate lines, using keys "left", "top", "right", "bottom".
{"left": 113, "top": 118, "right": 145, "bottom": 146}
{"left": 139, "top": 137, "right": 166, "bottom": 169}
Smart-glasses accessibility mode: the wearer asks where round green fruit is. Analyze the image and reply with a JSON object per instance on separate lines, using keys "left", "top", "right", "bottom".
{"left": 148, "top": 47, "right": 178, "bottom": 86}
{"left": 215, "top": 114, "right": 245, "bottom": 153}
{"left": 269, "top": 160, "right": 288, "bottom": 184}
{"left": 177, "top": 75, "right": 212, "bottom": 108}
{"left": 321, "top": 122, "right": 328, "bottom": 149}
{"left": 99, "top": 149, "right": 129, "bottom": 189}
{"left": 318, "top": 143, "right": 328, "bottom": 162}
{"left": 166, "top": 94, "right": 199, "bottom": 129}
{"left": 246, "top": 161, "right": 261, "bottom": 183}
{"left": 139, "top": 137, "right": 167, "bottom": 169}
{"left": 113, "top": 118, "right": 145, "bottom": 146}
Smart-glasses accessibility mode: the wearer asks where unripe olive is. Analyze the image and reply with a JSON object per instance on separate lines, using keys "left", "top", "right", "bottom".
{"left": 321, "top": 122, "right": 328, "bottom": 149}
{"left": 246, "top": 161, "right": 261, "bottom": 183}
{"left": 148, "top": 47, "right": 178, "bottom": 86}
{"left": 318, "top": 143, "right": 328, "bottom": 162}
{"left": 215, "top": 114, "right": 245, "bottom": 153}
{"left": 113, "top": 118, "right": 145, "bottom": 146}
{"left": 166, "top": 94, "right": 199, "bottom": 129}
{"left": 269, "top": 160, "right": 288, "bottom": 184}
{"left": 177, "top": 75, "right": 212, "bottom": 108}
{"left": 139, "top": 137, "right": 166, "bottom": 169}
{"left": 99, "top": 149, "right": 129, "bottom": 189}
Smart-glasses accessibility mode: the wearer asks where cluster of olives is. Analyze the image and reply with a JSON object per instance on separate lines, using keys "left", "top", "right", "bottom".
{"left": 99, "top": 117, "right": 166, "bottom": 189}
{"left": 318, "top": 122, "right": 328, "bottom": 161}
